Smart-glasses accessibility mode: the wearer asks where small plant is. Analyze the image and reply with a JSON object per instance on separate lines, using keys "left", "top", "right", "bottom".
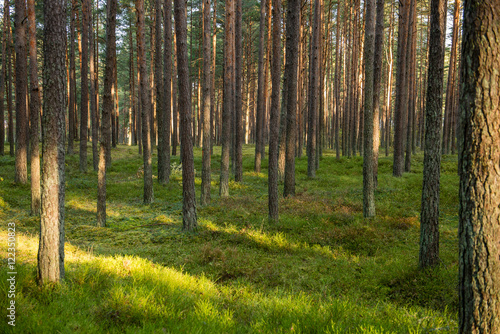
{"left": 170, "top": 162, "right": 196, "bottom": 177}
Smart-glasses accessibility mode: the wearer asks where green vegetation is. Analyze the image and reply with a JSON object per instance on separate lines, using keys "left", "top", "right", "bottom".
{"left": 0, "top": 144, "right": 459, "bottom": 333}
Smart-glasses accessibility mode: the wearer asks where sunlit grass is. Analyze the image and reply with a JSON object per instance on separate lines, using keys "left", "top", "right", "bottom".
{"left": 0, "top": 143, "right": 459, "bottom": 333}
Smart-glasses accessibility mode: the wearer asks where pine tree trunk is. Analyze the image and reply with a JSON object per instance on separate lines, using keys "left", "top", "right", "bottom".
{"left": 38, "top": 0, "right": 67, "bottom": 285}
{"left": 90, "top": 1, "right": 98, "bottom": 172}
{"left": 15, "top": 0, "right": 28, "bottom": 184}
{"left": 268, "top": 0, "right": 281, "bottom": 221}
{"left": 234, "top": 0, "right": 243, "bottom": 182}
{"left": 404, "top": 0, "right": 417, "bottom": 173}
{"left": 155, "top": 0, "right": 166, "bottom": 183}
{"left": 254, "top": 0, "right": 267, "bottom": 173}
{"left": 28, "top": 0, "right": 41, "bottom": 215}
{"left": 68, "top": 4, "right": 77, "bottom": 155}
{"left": 0, "top": 1, "right": 8, "bottom": 156}
{"left": 136, "top": 0, "right": 154, "bottom": 203}
{"left": 283, "top": 0, "right": 300, "bottom": 197}
{"left": 200, "top": 0, "right": 212, "bottom": 205}
{"left": 174, "top": 0, "right": 198, "bottom": 231}
{"left": 80, "top": 0, "right": 90, "bottom": 173}
{"left": 220, "top": 0, "right": 234, "bottom": 197}
{"left": 419, "top": 0, "right": 447, "bottom": 269}
{"left": 162, "top": 0, "right": 173, "bottom": 183}
{"left": 97, "top": 0, "right": 117, "bottom": 228}
{"left": 458, "top": 1, "right": 500, "bottom": 331}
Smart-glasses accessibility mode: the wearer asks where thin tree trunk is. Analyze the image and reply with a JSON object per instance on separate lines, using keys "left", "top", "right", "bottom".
{"left": 0, "top": 1, "right": 8, "bottom": 156}
{"left": 68, "top": 3, "right": 76, "bottom": 155}
{"left": 268, "top": 0, "right": 281, "bottom": 221}
{"left": 15, "top": 0, "right": 28, "bottom": 184}
{"left": 38, "top": 0, "right": 67, "bottom": 285}
{"left": 155, "top": 0, "right": 166, "bottom": 183}
{"left": 234, "top": 0, "right": 243, "bottom": 182}
{"left": 90, "top": 0, "right": 98, "bottom": 171}
{"left": 405, "top": 0, "right": 417, "bottom": 172}
{"left": 200, "top": 0, "right": 212, "bottom": 205}
{"left": 172, "top": 32, "right": 178, "bottom": 156}
{"left": 174, "top": 0, "right": 198, "bottom": 230}
{"left": 136, "top": 0, "right": 154, "bottom": 203}
{"left": 28, "top": 0, "right": 41, "bottom": 215}
{"left": 419, "top": 0, "right": 447, "bottom": 269}
{"left": 162, "top": 0, "right": 173, "bottom": 184}
{"left": 97, "top": 0, "right": 117, "bottom": 228}
{"left": 80, "top": 0, "right": 90, "bottom": 173}
{"left": 255, "top": 0, "right": 267, "bottom": 173}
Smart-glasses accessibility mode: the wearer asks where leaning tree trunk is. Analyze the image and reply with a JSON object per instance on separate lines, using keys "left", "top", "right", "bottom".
{"left": 38, "top": 0, "right": 67, "bottom": 285}
{"left": 419, "top": 0, "right": 447, "bottom": 269}
{"left": 174, "top": 0, "right": 198, "bottom": 231}
{"left": 136, "top": 0, "right": 154, "bottom": 203}
{"left": 28, "top": 0, "right": 41, "bottom": 215}
{"left": 15, "top": 0, "right": 28, "bottom": 184}
{"left": 458, "top": 0, "right": 500, "bottom": 332}
{"left": 97, "top": 0, "right": 117, "bottom": 228}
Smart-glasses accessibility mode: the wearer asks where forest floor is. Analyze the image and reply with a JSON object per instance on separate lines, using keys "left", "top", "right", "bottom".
{"left": 0, "top": 144, "right": 459, "bottom": 333}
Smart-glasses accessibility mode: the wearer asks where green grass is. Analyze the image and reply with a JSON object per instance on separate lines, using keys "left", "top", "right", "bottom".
{"left": 0, "top": 143, "right": 459, "bottom": 333}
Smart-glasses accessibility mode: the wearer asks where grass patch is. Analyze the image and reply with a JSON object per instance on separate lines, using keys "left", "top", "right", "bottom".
{"left": 0, "top": 143, "right": 459, "bottom": 333}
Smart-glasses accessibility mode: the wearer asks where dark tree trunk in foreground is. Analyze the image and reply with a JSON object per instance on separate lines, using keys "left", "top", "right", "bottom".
{"left": 80, "top": 0, "right": 90, "bottom": 173}
{"left": 28, "top": 0, "right": 41, "bottom": 215}
{"left": 220, "top": 0, "right": 234, "bottom": 197}
{"left": 136, "top": 0, "right": 154, "bottom": 203}
{"left": 268, "top": 0, "right": 281, "bottom": 221}
{"left": 162, "top": 0, "right": 173, "bottom": 184}
{"left": 97, "top": 0, "right": 117, "bottom": 227}
{"left": 254, "top": 0, "right": 266, "bottom": 173}
{"left": 283, "top": 0, "right": 300, "bottom": 197}
{"left": 419, "top": 0, "right": 447, "bottom": 269}
{"left": 15, "top": 0, "right": 28, "bottom": 184}
{"left": 307, "top": 0, "right": 320, "bottom": 178}
{"left": 362, "top": 0, "right": 376, "bottom": 218}
{"left": 174, "top": 0, "right": 198, "bottom": 231}
{"left": 200, "top": 0, "right": 212, "bottom": 205}
{"left": 458, "top": 0, "right": 500, "bottom": 332}
{"left": 38, "top": 0, "right": 67, "bottom": 285}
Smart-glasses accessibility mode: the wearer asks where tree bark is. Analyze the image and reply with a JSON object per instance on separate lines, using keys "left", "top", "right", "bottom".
{"left": 234, "top": 0, "right": 243, "bottom": 182}
{"left": 90, "top": 0, "right": 98, "bottom": 171}
{"left": 220, "top": 0, "right": 234, "bottom": 197}
{"left": 136, "top": 0, "right": 154, "bottom": 203}
{"left": 68, "top": 3, "right": 77, "bottom": 155}
{"left": 38, "top": 0, "right": 67, "bottom": 285}
{"left": 419, "top": 0, "right": 447, "bottom": 269}
{"left": 200, "top": 0, "right": 212, "bottom": 205}
{"left": 97, "top": 0, "right": 117, "bottom": 227}
{"left": 156, "top": 0, "right": 167, "bottom": 183}
{"left": 15, "top": 0, "right": 28, "bottom": 184}
{"left": 162, "top": 0, "right": 173, "bottom": 184}
{"left": 0, "top": 1, "right": 8, "bottom": 155}
{"left": 362, "top": 0, "right": 376, "bottom": 218}
{"left": 28, "top": 0, "right": 41, "bottom": 215}
{"left": 458, "top": 1, "right": 500, "bottom": 331}
{"left": 254, "top": 0, "right": 267, "bottom": 173}
{"left": 283, "top": 0, "right": 300, "bottom": 197}
{"left": 174, "top": 0, "right": 198, "bottom": 231}
{"left": 80, "top": 0, "right": 90, "bottom": 173}
{"left": 268, "top": 0, "right": 281, "bottom": 221}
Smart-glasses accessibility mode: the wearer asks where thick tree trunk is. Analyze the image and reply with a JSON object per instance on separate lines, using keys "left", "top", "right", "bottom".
{"left": 15, "top": 0, "right": 28, "bottom": 184}
{"left": 97, "top": 0, "right": 117, "bottom": 228}
{"left": 136, "top": 0, "right": 154, "bottom": 203}
{"left": 458, "top": 1, "right": 500, "bottom": 331}
{"left": 283, "top": 0, "right": 300, "bottom": 197}
{"left": 419, "top": 0, "right": 447, "bottom": 269}
{"left": 200, "top": 0, "right": 212, "bottom": 205}
{"left": 174, "top": 0, "right": 198, "bottom": 231}
{"left": 38, "top": 0, "right": 67, "bottom": 285}
{"left": 28, "top": 0, "right": 41, "bottom": 215}
{"left": 268, "top": 0, "right": 281, "bottom": 221}
{"left": 362, "top": 0, "right": 376, "bottom": 218}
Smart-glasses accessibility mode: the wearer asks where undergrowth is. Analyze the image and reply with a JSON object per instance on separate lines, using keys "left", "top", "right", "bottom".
{"left": 0, "top": 144, "right": 459, "bottom": 333}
